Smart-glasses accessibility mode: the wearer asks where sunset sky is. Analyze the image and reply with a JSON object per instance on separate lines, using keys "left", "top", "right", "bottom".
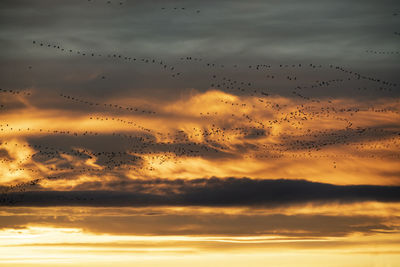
{"left": 0, "top": 0, "right": 400, "bottom": 266}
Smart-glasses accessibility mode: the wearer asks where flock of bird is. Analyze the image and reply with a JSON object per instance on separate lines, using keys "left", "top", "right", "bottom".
{"left": 87, "top": 0, "right": 125, "bottom": 5}
{"left": 161, "top": 7, "right": 201, "bottom": 13}
{"left": 85, "top": 0, "right": 202, "bottom": 13}
{"left": 365, "top": 49, "right": 400, "bottom": 55}
{"left": 60, "top": 93, "right": 156, "bottom": 115}
{"left": 1, "top": 7, "right": 399, "bottom": 204}
{"left": 0, "top": 88, "right": 32, "bottom": 96}
{"left": 31, "top": 40, "right": 181, "bottom": 78}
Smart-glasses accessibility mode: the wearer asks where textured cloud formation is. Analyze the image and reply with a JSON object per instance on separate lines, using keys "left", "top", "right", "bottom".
{"left": 1, "top": 90, "right": 399, "bottom": 187}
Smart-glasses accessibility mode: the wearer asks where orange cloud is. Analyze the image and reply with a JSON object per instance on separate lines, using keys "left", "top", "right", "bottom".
{"left": 0, "top": 90, "right": 399, "bottom": 187}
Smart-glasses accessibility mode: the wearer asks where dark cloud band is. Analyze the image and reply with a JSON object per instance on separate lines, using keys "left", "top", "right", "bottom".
{"left": 2, "top": 178, "right": 400, "bottom": 206}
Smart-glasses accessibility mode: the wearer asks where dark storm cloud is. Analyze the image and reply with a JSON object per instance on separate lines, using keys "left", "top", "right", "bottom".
{"left": 2, "top": 178, "right": 400, "bottom": 206}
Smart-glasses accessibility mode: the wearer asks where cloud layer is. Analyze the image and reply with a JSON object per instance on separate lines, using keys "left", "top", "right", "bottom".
{"left": 2, "top": 178, "right": 400, "bottom": 207}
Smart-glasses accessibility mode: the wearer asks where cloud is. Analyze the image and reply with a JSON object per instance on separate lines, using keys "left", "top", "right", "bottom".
{"left": 0, "top": 212, "right": 396, "bottom": 237}
{"left": 1, "top": 0, "right": 399, "bottom": 101}
{"left": 1, "top": 90, "right": 399, "bottom": 186}
{"left": 2, "top": 178, "right": 400, "bottom": 207}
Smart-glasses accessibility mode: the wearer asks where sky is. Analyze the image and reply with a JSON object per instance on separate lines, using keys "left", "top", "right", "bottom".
{"left": 0, "top": 0, "right": 400, "bottom": 266}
